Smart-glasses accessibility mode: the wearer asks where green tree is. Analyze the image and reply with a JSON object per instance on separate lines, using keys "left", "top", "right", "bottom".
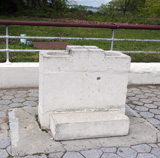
{"left": 144, "top": 0, "right": 160, "bottom": 17}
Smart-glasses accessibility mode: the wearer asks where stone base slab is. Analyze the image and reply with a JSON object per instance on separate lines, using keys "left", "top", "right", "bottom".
{"left": 8, "top": 107, "right": 160, "bottom": 156}
{"left": 50, "top": 111, "right": 129, "bottom": 140}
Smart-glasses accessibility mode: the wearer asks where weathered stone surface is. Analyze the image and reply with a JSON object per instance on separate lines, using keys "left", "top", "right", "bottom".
{"left": 101, "top": 147, "right": 117, "bottom": 153}
{"left": 50, "top": 111, "right": 129, "bottom": 140}
{"left": 0, "top": 100, "right": 11, "bottom": 105}
{"left": 49, "top": 152, "right": 64, "bottom": 158}
{"left": 151, "top": 148, "right": 160, "bottom": 158}
{"left": 26, "top": 97, "right": 38, "bottom": 101}
{"left": 9, "top": 108, "right": 65, "bottom": 156}
{"left": 0, "top": 150, "right": 8, "bottom": 158}
{"left": 2, "top": 95, "right": 14, "bottom": 100}
{"left": 98, "top": 117, "right": 159, "bottom": 147}
{"left": 149, "top": 144, "right": 158, "bottom": 148}
{"left": 62, "top": 152, "right": 84, "bottom": 158}
{"left": 136, "top": 153, "right": 157, "bottom": 158}
{"left": 155, "top": 115, "right": 160, "bottom": 120}
{"left": 15, "top": 94, "right": 27, "bottom": 98}
{"left": 80, "top": 149, "right": 103, "bottom": 158}
{"left": 132, "top": 101, "right": 144, "bottom": 106}
{"left": 0, "top": 123, "right": 9, "bottom": 130}
{"left": 140, "top": 112, "right": 154, "bottom": 118}
{"left": 0, "top": 139, "right": 10, "bottom": 148}
{"left": 9, "top": 103, "right": 23, "bottom": 108}
{"left": 144, "top": 104, "right": 157, "bottom": 109}
{"left": 147, "top": 118, "right": 160, "bottom": 125}
{"left": 101, "top": 153, "right": 121, "bottom": 158}
{"left": 117, "top": 147, "right": 137, "bottom": 158}
{"left": 127, "top": 93, "right": 135, "bottom": 97}
{"left": 12, "top": 98, "right": 25, "bottom": 103}
{"left": 23, "top": 101, "right": 37, "bottom": 106}
{"left": 144, "top": 93, "right": 156, "bottom": 97}
{"left": 153, "top": 102, "right": 160, "bottom": 106}
{"left": 136, "top": 95, "right": 147, "bottom": 99}
{"left": 131, "top": 144, "right": 151, "bottom": 153}
{"left": 0, "top": 130, "right": 9, "bottom": 138}
{"left": 0, "top": 111, "right": 6, "bottom": 118}
{"left": 24, "top": 155, "right": 47, "bottom": 158}
{"left": 142, "top": 90, "right": 152, "bottom": 93}
{"left": 150, "top": 109, "right": 160, "bottom": 115}
{"left": 135, "top": 106, "right": 148, "bottom": 112}
{"left": 140, "top": 99, "right": 153, "bottom": 104}
{"left": 28, "top": 93, "right": 38, "bottom": 97}
{"left": 128, "top": 97, "right": 139, "bottom": 101}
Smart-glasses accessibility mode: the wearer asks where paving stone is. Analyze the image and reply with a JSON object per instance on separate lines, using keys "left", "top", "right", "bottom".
{"left": 153, "top": 91, "right": 160, "bottom": 95}
{"left": 155, "top": 125, "right": 160, "bottom": 130}
{"left": 12, "top": 98, "right": 25, "bottom": 103}
{"left": 128, "top": 104, "right": 135, "bottom": 109}
{"left": 101, "top": 153, "right": 121, "bottom": 158}
{"left": 142, "top": 90, "right": 152, "bottom": 93}
{"left": 136, "top": 95, "right": 148, "bottom": 99}
{"left": 153, "top": 102, "right": 160, "bottom": 106}
{"left": 5, "top": 91, "right": 16, "bottom": 95}
{"left": 0, "top": 123, "right": 9, "bottom": 130}
{"left": 150, "top": 109, "right": 160, "bottom": 115}
{"left": 2, "top": 95, "right": 14, "bottom": 100}
{"left": 0, "top": 149, "right": 8, "bottom": 158}
{"left": 17, "top": 90, "right": 27, "bottom": 94}
{"left": 9, "top": 103, "right": 23, "bottom": 108}
{"left": 0, "top": 105, "right": 8, "bottom": 111}
{"left": 140, "top": 99, "right": 153, "bottom": 104}
{"left": 49, "top": 152, "right": 64, "bottom": 158}
{"left": 128, "top": 97, "right": 139, "bottom": 101}
{"left": 136, "top": 153, "right": 157, "bottom": 158}
{"left": 131, "top": 144, "right": 151, "bottom": 153}
{"left": 15, "top": 94, "right": 27, "bottom": 98}
{"left": 117, "top": 147, "right": 137, "bottom": 158}
{"left": 149, "top": 144, "right": 158, "bottom": 148}
{"left": 132, "top": 90, "right": 143, "bottom": 95}
{"left": 24, "top": 155, "right": 47, "bottom": 158}
{"left": 101, "top": 147, "right": 117, "bottom": 153}
{"left": 0, "top": 139, "right": 10, "bottom": 148}
{"left": 132, "top": 101, "right": 144, "bottom": 106}
{"left": 147, "top": 118, "right": 160, "bottom": 125}
{"left": 144, "top": 104, "right": 157, "bottom": 109}
{"left": 135, "top": 106, "right": 148, "bottom": 112}
{"left": 155, "top": 115, "right": 160, "bottom": 120}
{"left": 62, "top": 152, "right": 84, "bottom": 158}
{"left": 144, "top": 93, "right": 156, "bottom": 97}
{"left": 127, "top": 93, "right": 136, "bottom": 97}
{"left": 23, "top": 101, "right": 37, "bottom": 106}
{"left": 0, "top": 130, "right": 9, "bottom": 138}
{"left": 28, "top": 93, "right": 38, "bottom": 97}
{"left": 148, "top": 97, "right": 160, "bottom": 102}
{"left": 0, "top": 111, "right": 6, "bottom": 118}
{"left": 140, "top": 112, "right": 154, "bottom": 118}
{"left": 151, "top": 148, "right": 160, "bottom": 158}
{"left": 26, "top": 97, "right": 38, "bottom": 101}
{"left": 80, "top": 149, "right": 103, "bottom": 158}
{"left": 0, "top": 100, "right": 11, "bottom": 105}
{"left": 130, "top": 88, "right": 140, "bottom": 91}
{"left": 28, "top": 89, "right": 39, "bottom": 93}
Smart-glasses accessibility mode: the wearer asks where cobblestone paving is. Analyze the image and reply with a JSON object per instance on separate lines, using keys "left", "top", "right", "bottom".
{"left": 1, "top": 86, "right": 160, "bottom": 158}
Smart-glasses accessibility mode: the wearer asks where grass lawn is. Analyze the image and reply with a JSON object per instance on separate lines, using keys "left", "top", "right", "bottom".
{"left": 0, "top": 16, "right": 160, "bottom": 62}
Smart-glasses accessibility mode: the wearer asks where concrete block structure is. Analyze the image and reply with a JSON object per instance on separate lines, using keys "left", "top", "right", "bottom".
{"left": 38, "top": 46, "right": 131, "bottom": 140}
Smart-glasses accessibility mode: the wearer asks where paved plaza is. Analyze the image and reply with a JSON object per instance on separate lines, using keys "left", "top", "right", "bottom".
{"left": 1, "top": 85, "right": 160, "bottom": 158}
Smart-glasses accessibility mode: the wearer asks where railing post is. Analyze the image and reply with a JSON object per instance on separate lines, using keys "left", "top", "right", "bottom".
{"left": 110, "top": 29, "right": 115, "bottom": 51}
{"left": 6, "top": 25, "right": 10, "bottom": 63}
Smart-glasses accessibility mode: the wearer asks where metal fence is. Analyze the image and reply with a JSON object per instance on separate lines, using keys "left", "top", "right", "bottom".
{"left": 0, "top": 20, "right": 160, "bottom": 63}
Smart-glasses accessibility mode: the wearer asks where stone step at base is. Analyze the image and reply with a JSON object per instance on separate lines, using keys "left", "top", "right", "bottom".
{"left": 50, "top": 111, "right": 129, "bottom": 141}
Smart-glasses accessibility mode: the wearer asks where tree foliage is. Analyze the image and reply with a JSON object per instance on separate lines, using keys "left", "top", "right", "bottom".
{"left": 0, "top": 0, "right": 68, "bottom": 14}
